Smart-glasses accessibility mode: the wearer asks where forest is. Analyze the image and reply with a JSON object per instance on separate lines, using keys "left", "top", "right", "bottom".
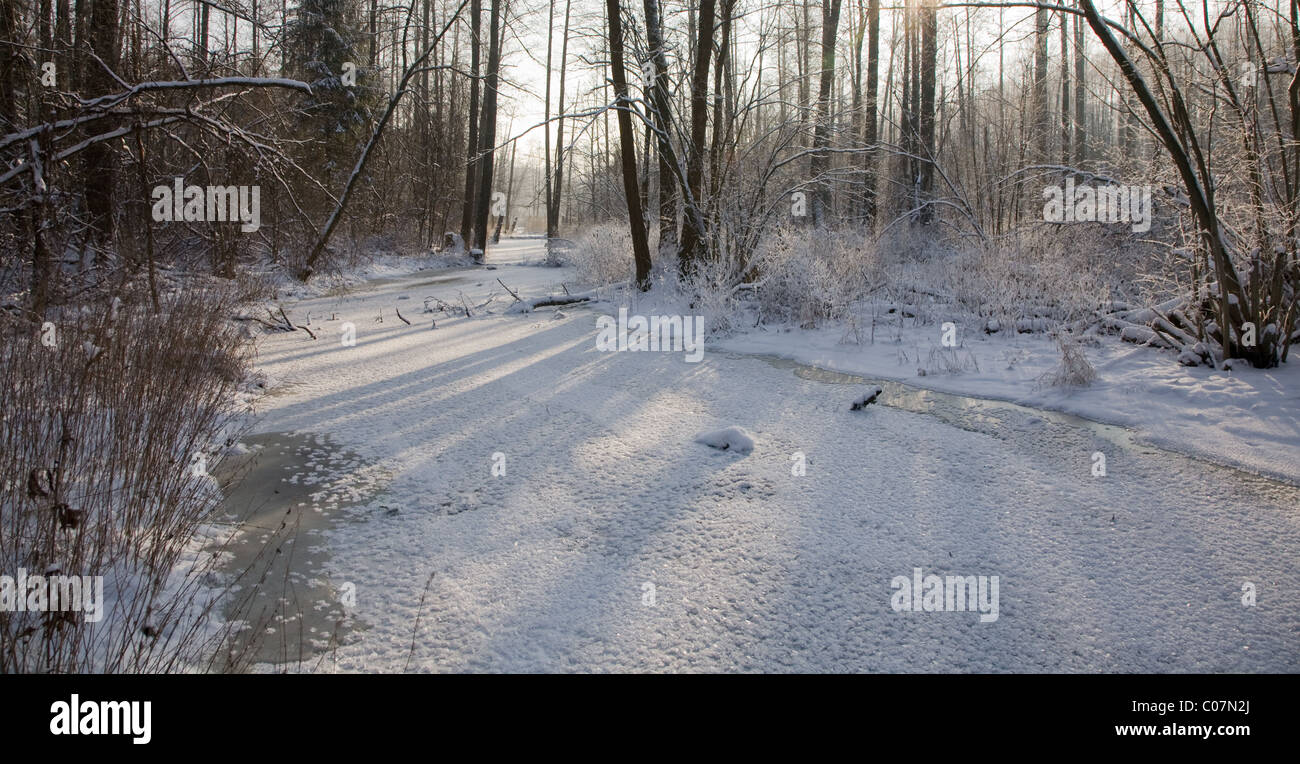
{"left": 1, "top": 1, "right": 1298, "bottom": 673}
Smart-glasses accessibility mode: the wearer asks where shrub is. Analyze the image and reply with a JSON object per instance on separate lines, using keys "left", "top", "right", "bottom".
{"left": 0, "top": 285, "right": 254, "bottom": 672}
{"left": 1039, "top": 332, "right": 1099, "bottom": 389}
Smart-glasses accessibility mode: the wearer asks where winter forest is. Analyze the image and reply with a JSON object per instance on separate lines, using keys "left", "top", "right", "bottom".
{"left": 1, "top": 0, "right": 1298, "bottom": 675}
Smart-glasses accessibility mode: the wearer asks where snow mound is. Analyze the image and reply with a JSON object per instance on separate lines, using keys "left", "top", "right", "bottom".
{"left": 441, "top": 232, "right": 466, "bottom": 254}
{"left": 694, "top": 426, "right": 755, "bottom": 453}
{"left": 850, "top": 386, "right": 884, "bottom": 410}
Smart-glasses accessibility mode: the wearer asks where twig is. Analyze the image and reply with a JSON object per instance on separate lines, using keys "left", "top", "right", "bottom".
{"left": 395, "top": 307, "right": 412, "bottom": 325}
{"left": 233, "top": 315, "right": 283, "bottom": 332}
{"left": 404, "top": 571, "right": 437, "bottom": 673}
{"left": 496, "top": 278, "right": 521, "bottom": 302}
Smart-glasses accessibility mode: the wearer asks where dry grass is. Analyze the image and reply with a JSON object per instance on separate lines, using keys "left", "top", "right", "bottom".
{"left": 1039, "top": 332, "right": 1099, "bottom": 389}
{"left": 0, "top": 283, "right": 256, "bottom": 672}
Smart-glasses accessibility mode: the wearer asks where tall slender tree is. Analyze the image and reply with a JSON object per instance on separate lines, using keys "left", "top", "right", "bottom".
{"left": 677, "top": 0, "right": 716, "bottom": 278}
{"left": 83, "top": 0, "right": 122, "bottom": 249}
{"left": 862, "top": 0, "right": 880, "bottom": 224}
{"left": 643, "top": 0, "right": 678, "bottom": 255}
{"left": 548, "top": 0, "right": 572, "bottom": 246}
{"left": 471, "top": 0, "right": 502, "bottom": 255}
{"left": 460, "top": 0, "right": 482, "bottom": 245}
{"left": 1033, "top": 5, "right": 1050, "bottom": 163}
{"left": 809, "top": 0, "right": 843, "bottom": 226}
{"left": 605, "top": 0, "right": 652, "bottom": 287}
{"left": 916, "top": 0, "right": 937, "bottom": 223}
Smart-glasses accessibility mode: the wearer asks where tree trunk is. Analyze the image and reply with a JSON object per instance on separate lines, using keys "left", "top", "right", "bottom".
{"left": 460, "top": 0, "right": 482, "bottom": 245}
{"left": 809, "top": 0, "right": 843, "bottom": 226}
{"left": 677, "top": 0, "right": 715, "bottom": 278}
{"left": 1033, "top": 6, "right": 1049, "bottom": 163}
{"left": 708, "top": 0, "right": 734, "bottom": 204}
{"left": 544, "top": 0, "right": 554, "bottom": 241}
{"left": 605, "top": 0, "right": 653, "bottom": 288}
{"left": 471, "top": 0, "right": 502, "bottom": 255}
{"left": 548, "top": 0, "right": 571, "bottom": 244}
{"left": 916, "top": 0, "right": 937, "bottom": 223}
{"left": 1059, "top": 8, "right": 1070, "bottom": 166}
{"left": 862, "top": 0, "right": 879, "bottom": 225}
{"left": 643, "top": 0, "right": 678, "bottom": 255}
{"left": 1073, "top": 0, "right": 1086, "bottom": 165}
{"left": 83, "top": 0, "right": 121, "bottom": 249}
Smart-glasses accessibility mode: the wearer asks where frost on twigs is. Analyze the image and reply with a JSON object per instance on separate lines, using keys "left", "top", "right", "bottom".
{"left": 693, "top": 426, "right": 755, "bottom": 454}
{"left": 1039, "top": 333, "right": 1098, "bottom": 389}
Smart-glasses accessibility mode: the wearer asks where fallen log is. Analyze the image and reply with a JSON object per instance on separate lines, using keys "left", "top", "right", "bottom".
{"left": 505, "top": 287, "right": 600, "bottom": 314}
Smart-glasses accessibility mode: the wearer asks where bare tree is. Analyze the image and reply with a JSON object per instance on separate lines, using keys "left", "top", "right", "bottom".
{"left": 677, "top": 0, "right": 716, "bottom": 278}
{"left": 809, "top": 0, "right": 843, "bottom": 226}
{"left": 471, "top": 0, "right": 503, "bottom": 254}
{"left": 460, "top": 0, "right": 483, "bottom": 245}
{"left": 547, "top": 0, "right": 572, "bottom": 252}
{"left": 643, "top": 0, "right": 678, "bottom": 255}
{"left": 605, "top": 0, "right": 652, "bottom": 287}
{"left": 1033, "top": 4, "right": 1049, "bottom": 163}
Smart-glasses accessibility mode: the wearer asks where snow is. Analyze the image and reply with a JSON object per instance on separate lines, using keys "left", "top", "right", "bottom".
{"left": 850, "top": 387, "right": 884, "bottom": 410}
{"left": 267, "top": 248, "right": 476, "bottom": 302}
{"left": 694, "top": 426, "right": 755, "bottom": 453}
{"left": 229, "top": 238, "right": 1300, "bottom": 672}
{"left": 721, "top": 323, "right": 1300, "bottom": 486}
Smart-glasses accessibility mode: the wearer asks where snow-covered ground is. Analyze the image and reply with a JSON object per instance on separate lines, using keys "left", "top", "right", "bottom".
{"left": 721, "top": 318, "right": 1300, "bottom": 486}
{"left": 231, "top": 237, "right": 1299, "bottom": 672}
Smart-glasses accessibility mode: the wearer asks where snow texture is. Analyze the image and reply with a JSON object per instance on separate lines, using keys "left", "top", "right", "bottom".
{"left": 694, "top": 426, "right": 756, "bottom": 454}
{"left": 228, "top": 238, "right": 1300, "bottom": 672}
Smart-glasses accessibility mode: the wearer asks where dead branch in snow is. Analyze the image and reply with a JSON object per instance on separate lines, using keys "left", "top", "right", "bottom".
{"left": 497, "top": 278, "right": 521, "bottom": 302}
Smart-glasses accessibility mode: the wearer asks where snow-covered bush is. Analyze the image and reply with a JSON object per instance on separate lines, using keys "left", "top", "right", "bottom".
{"left": 916, "top": 226, "right": 1133, "bottom": 329}
{"left": 743, "top": 227, "right": 880, "bottom": 328}
{"left": 565, "top": 222, "right": 642, "bottom": 288}
{"left": 563, "top": 216, "right": 1155, "bottom": 346}
{"left": 1040, "top": 332, "right": 1099, "bottom": 388}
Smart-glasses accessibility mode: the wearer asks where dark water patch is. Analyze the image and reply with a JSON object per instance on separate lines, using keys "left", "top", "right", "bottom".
{"left": 209, "top": 431, "right": 385, "bottom": 669}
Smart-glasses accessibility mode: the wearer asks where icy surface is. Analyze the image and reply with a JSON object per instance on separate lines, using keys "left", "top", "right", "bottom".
{"left": 241, "top": 238, "right": 1300, "bottom": 672}
{"left": 722, "top": 324, "right": 1300, "bottom": 485}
